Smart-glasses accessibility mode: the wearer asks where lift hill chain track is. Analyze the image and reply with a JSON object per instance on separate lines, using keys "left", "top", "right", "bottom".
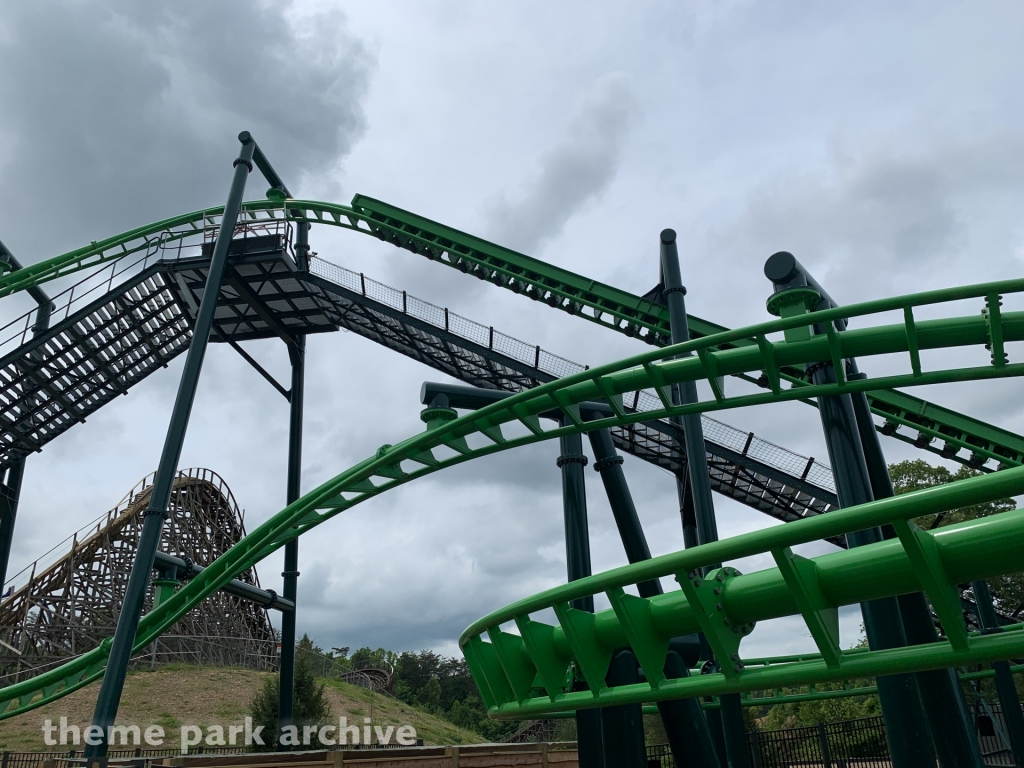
{"left": 0, "top": 277, "right": 1021, "bottom": 721}
{"left": 0, "top": 195, "right": 1020, "bottom": 474}
{"left": 0, "top": 225, "right": 836, "bottom": 529}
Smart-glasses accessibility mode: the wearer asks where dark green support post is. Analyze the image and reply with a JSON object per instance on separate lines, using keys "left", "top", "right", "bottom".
{"left": 816, "top": 723, "right": 833, "bottom": 768}
{"left": 278, "top": 221, "right": 308, "bottom": 747}
{"left": 557, "top": 430, "right": 603, "bottom": 768}
{"left": 973, "top": 579, "right": 1024, "bottom": 767}
{"left": 662, "top": 228, "right": 745, "bottom": 768}
{"left": 660, "top": 229, "right": 718, "bottom": 546}
{"left": 588, "top": 429, "right": 660, "bottom": 599}
{"left": 585, "top": 430, "right": 712, "bottom": 765}
{"left": 600, "top": 650, "right": 647, "bottom": 768}
{"left": 660, "top": 653, "right": 723, "bottom": 768}
{"left": 84, "top": 133, "right": 257, "bottom": 758}
{"left": 0, "top": 240, "right": 53, "bottom": 593}
{"left": 764, "top": 252, "right": 935, "bottom": 768}
{"left": 0, "top": 462, "right": 26, "bottom": 596}
{"left": 849, "top": 372, "right": 983, "bottom": 768}
{"left": 589, "top": 427, "right": 720, "bottom": 768}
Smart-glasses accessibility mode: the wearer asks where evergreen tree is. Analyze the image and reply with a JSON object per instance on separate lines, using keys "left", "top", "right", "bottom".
{"left": 250, "top": 634, "right": 332, "bottom": 750}
{"left": 890, "top": 459, "right": 1024, "bottom": 614}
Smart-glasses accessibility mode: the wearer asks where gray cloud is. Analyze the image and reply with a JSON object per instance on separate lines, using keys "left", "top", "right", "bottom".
{"left": 0, "top": 0, "right": 371, "bottom": 261}
{"left": 710, "top": 131, "right": 1024, "bottom": 302}
{"left": 484, "top": 72, "right": 639, "bottom": 255}
{"left": 4, "top": 0, "right": 1024, "bottom": 667}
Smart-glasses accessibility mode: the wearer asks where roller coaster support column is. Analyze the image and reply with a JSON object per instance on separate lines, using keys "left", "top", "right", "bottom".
{"left": 849, "top": 374, "right": 983, "bottom": 768}
{"left": 589, "top": 428, "right": 720, "bottom": 768}
{"left": 764, "top": 253, "right": 934, "bottom": 768}
{"left": 972, "top": 579, "right": 1024, "bottom": 766}
{"left": 661, "top": 229, "right": 746, "bottom": 768}
{"left": 278, "top": 220, "right": 308, "bottom": 746}
{"left": 557, "top": 430, "right": 604, "bottom": 768}
{"left": 85, "top": 132, "right": 257, "bottom": 759}
{"left": 0, "top": 240, "right": 53, "bottom": 593}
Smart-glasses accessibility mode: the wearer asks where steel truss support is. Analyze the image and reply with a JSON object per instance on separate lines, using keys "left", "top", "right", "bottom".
{"left": 764, "top": 252, "right": 936, "bottom": 768}
{"left": 0, "top": 462, "right": 25, "bottom": 597}
{"left": 84, "top": 133, "right": 257, "bottom": 758}
{"left": 589, "top": 427, "right": 720, "bottom": 768}
{"left": 0, "top": 239, "right": 52, "bottom": 593}
{"left": 662, "top": 229, "right": 746, "bottom": 768}
{"left": 278, "top": 221, "right": 308, "bottom": 746}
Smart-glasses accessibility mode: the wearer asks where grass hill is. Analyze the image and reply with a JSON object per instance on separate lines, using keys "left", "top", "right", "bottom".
{"left": 0, "top": 666, "right": 485, "bottom": 752}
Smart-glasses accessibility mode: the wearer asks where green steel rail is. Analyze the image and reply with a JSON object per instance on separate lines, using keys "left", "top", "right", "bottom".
{"left": 1, "top": 196, "right": 1021, "bottom": 472}
{"left": 460, "top": 475, "right": 1024, "bottom": 719}
{"left": 348, "top": 196, "right": 1024, "bottom": 470}
{"left": 0, "top": 278, "right": 1022, "bottom": 721}
{"left": 532, "top": 660, "right": 1024, "bottom": 717}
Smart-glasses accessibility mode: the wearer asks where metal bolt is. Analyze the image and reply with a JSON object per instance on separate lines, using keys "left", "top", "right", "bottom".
{"left": 716, "top": 603, "right": 723, "bottom": 611}
{"left": 717, "top": 573, "right": 724, "bottom": 582}
{"left": 734, "top": 664, "right": 742, "bottom": 673}
{"left": 714, "top": 587, "right": 721, "bottom": 595}
{"left": 693, "top": 579, "right": 702, "bottom": 588}
{"left": 731, "top": 654, "right": 739, "bottom": 660}
{"left": 723, "top": 617, "right": 730, "bottom": 625}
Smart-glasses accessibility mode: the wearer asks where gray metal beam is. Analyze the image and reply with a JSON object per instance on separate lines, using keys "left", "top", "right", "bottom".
{"left": 152, "top": 552, "right": 293, "bottom": 611}
{"left": 85, "top": 131, "right": 258, "bottom": 758}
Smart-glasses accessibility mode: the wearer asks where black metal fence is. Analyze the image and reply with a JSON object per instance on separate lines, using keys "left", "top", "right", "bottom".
{"left": 969, "top": 701, "right": 1016, "bottom": 767}
{"left": 646, "top": 703, "right": 1022, "bottom": 767}
{"left": 0, "top": 747, "right": 238, "bottom": 768}
{"left": 748, "top": 717, "right": 889, "bottom": 768}
{"left": 646, "top": 717, "right": 890, "bottom": 767}
{"left": 0, "top": 741, "right": 428, "bottom": 768}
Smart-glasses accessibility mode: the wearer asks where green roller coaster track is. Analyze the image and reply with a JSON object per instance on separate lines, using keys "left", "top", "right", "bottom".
{"left": 2, "top": 195, "right": 1023, "bottom": 473}
{"left": 0, "top": 274, "right": 1022, "bottom": 723}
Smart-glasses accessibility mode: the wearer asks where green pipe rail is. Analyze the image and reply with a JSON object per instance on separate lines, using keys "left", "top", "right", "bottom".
{"left": 460, "top": 488, "right": 1024, "bottom": 718}
{"left": 0, "top": 277, "right": 1021, "bottom": 721}
{"left": 530, "top": 658, "right": 1024, "bottom": 717}
{"left": 1, "top": 196, "right": 1021, "bottom": 473}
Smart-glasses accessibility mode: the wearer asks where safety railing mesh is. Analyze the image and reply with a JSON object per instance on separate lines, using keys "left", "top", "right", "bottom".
{"left": 310, "top": 256, "right": 836, "bottom": 495}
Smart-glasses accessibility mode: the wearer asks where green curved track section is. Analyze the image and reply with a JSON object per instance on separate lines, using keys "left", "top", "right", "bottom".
{"left": 1, "top": 278, "right": 1023, "bottom": 721}
{"left": 3, "top": 195, "right": 1023, "bottom": 471}
{"left": 4, "top": 195, "right": 1019, "bottom": 473}
{"left": 460, "top": 472, "right": 1024, "bottom": 720}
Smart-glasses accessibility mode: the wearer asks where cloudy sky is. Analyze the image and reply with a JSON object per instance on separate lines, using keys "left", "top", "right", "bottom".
{"left": 2, "top": 1, "right": 1023, "bottom": 661}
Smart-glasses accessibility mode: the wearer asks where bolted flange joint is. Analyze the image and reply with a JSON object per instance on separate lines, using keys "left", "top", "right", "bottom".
{"left": 556, "top": 454, "right": 588, "bottom": 468}
{"left": 592, "top": 455, "right": 623, "bottom": 472}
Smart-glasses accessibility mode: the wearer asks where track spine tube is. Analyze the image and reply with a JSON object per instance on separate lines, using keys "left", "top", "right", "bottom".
{"left": 84, "top": 132, "right": 256, "bottom": 758}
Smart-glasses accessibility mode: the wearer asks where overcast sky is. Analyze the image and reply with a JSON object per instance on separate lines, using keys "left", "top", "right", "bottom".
{"left": 2, "top": 1, "right": 1024, "bottom": 661}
